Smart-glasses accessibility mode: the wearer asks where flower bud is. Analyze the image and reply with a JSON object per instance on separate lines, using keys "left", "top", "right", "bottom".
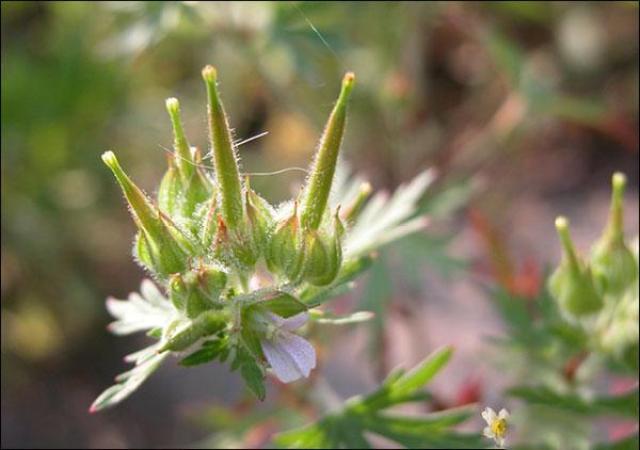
{"left": 590, "top": 173, "right": 638, "bottom": 296}
{"left": 548, "top": 217, "right": 603, "bottom": 318}
{"left": 102, "top": 151, "right": 192, "bottom": 276}
{"left": 267, "top": 203, "right": 305, "bottom": 281}
{"left": 300, "top": 72, "right": 355, "bottom": 231}
{"left": 301, "top": 209, "right": 344, "bottom": 286}
{"left": 202, "top": 65, "right": 244, "bottom": 230}
{"left": 159, "top": 310, "right": 227, "bottom": 352}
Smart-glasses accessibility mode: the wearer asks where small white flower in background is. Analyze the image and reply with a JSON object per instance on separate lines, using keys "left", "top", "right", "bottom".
{"left": 482, "top": 407, "right": 510, "bottom": 448}
{"left": 260, "top": 312, "right": 316, "bottom": 383}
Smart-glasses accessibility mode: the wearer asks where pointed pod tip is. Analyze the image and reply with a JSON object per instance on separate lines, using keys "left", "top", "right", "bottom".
{"left": 202, "top": 65, "right": 217, "bottom": 84}
{"left": 612, "top": 172, "right": 626, "bottom": 191}
{"left": 555, "top": 216, "right": 569, "bottom": 232}
{"left": 101, "top": 151, "right": 118, "bottom": 168}
{"left": 165, "top": 97, "right": 180, "bottom": 114}
{"left": 340, "top": 72, "right": 355, "bottom": 99}
{"left": 343, "top": 71, "right": 355, "bottom": 85}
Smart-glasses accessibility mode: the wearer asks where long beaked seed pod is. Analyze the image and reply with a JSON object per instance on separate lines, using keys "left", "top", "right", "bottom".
{"left": 591, "top": 172, "right": 638, "bottom": 296}
{"left": 165, "top": 99, "right": 213, "bottom": 218}
{"left": 165, "top": 97, "right": 194, "bottom": 181}
{"left": 202, "top": 65, "right": 244, "bottom": 230}
{"left": 102, "top": 151, "right": 191, "bottom": 276}
{"left": 549, "top": 217, "right": 603, "bottom": 318}
{"left": 299, "top": 72, "right": 355, "bottom": 231}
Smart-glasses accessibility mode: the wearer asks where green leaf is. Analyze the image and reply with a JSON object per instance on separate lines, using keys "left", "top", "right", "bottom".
{"left": 275, "top": 347, "right": 481, "bottom": 449}
{"left": 389, "top": 346, "right": 452, "bottom": 400}
{"left": 240, "top": 359, "right": 266, "bottom": 401}
{"left": 231, "top": 346, "right": 266, "bottom": 401}
{"left": 179, "top": 337, "right": 229, "bottom": 367}
{"left": 259, "top": 292, "right": 308, "bottom": 318}
{"left": 509, "top": 386, "right": 639, "bottom": 419}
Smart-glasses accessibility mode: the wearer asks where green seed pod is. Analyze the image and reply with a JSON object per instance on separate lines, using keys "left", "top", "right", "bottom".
{"left": 548, "top": 217, "right": 603, "bottom": 318}
{"left": 159, "top": 310, "right": 227, "bottom": 352}
{"left": 591, "top": 173, "right": 638, "bottom": 296}
{"left": 165, "top": 99, "right": 213, "bottom": 217}
{"left": 169, "top": 266, "right": 227, "bottom": 318}
{"left": 267, "top": 203, "right": 305, "bottom": 281}
{"left": 202, "top": 65, "right": 244, "bottom": 230}
{"left": 245, "top": 183, "right": 276, "bottom": 257}
{"left": 300, "top": 72, "right": 355, "bottom": 231}
{"left": 196, "top": 264, "right": 228, "bottom": 303}
{"left": 170, "top": 272, "right": 210, "bottom": 318}
{"left": 301, "top": 209, "right": 344, "bottom": 286}
{"left": 157, "top": 154, "right": 182, "bottom": 217}
{"left": 102, "top": 151, "right": 192, "bottom": 276}
{"left": 168, "top": 273, "right": 189, "bottom": 312}
{"left": 165, "top": 97, "right": 194, "bottom": 181}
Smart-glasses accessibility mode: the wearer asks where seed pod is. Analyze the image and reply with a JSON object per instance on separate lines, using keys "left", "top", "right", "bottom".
{"left": 102, "top": 151, "right": 192, "bottom": 276}
{"left": 300, "top": 72, "right": 355, "bottom": 231}
{"left": 168, "top": 273, "right": 189, "bottom": 312}
{"left": 591, "top": 173, "right": 638, "bottom": 296}
{"left": 165, "top": 99, "right": 213, "bottom": 217}
{"left": 301, "top": 209, "right": 344, "bottom": 286}
{"left": 245, "top": 184, "right": 276, "bottom": 257}
{"left": 165, "top": 97, "right": 194, "bottom": 181}
{"left": 196, "top": 264, "right": 228, "bottom": 303}
{"left": 548, "top": 217, "right": 603, "bottom": 318}
{"left": 157, "top": 154, "right": 181, "bottom": 217}
{"left": 202, "top": 65, "right": 244, "bottom": 230}
{"left": 267, "top": 203, "right": 305, "bottom": 281}
{"left": 159, "top": 310, "right": 227, "bottom": 352}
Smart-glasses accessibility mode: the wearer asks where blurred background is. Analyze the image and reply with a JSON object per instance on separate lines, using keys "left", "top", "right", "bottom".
{"left": 1, "top": 1, "right": 638, "bottom": 448}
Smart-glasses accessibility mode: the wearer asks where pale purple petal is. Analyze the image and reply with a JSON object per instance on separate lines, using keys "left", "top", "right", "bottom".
{"left": 281, "top": 312, "right": 309, "bottom": 331}
{"left": 261, "top": 332, "right": 316, "bottom": 383}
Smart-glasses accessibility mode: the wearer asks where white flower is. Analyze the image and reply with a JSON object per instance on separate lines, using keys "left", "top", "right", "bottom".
{"left": 259, "top": 312, "right": 316, "bottom": 383}
{"left": 482, "top": 407, "right": 509, "bottom": 448}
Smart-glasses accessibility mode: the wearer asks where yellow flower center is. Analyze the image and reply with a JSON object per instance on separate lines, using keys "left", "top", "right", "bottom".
{"left": 491, "top": 418, "right": 507, "bottom": 438}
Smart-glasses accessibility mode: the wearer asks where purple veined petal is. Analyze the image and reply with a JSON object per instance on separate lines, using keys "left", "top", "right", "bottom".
{"left": 280, "top": 312, "right": 309, "bottom": 331}
{"left": 261, "top": 332, "right": 316, "bottom": 383}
